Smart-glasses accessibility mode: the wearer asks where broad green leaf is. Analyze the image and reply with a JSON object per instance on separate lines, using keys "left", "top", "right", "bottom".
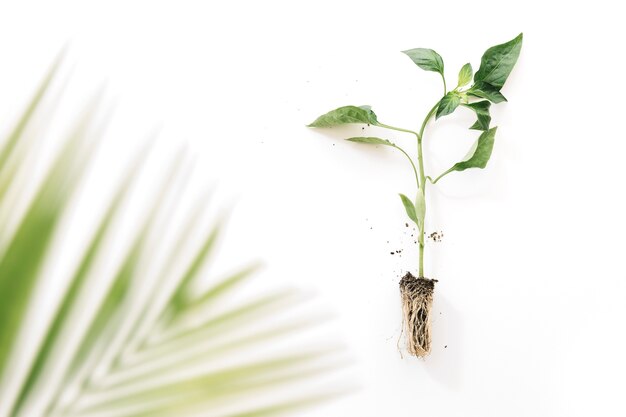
{"left": 464, "top": 100, "right": 492, "bottom": 131}
{"left": 307, "top": 105, "right": 378, "bottom": 127}
{"left": 399, "top": 193, "right": 418, "bottom": 224}
{"left": 346, "top": 136, "right": 393, "bottom": 146}
{"left": 401, "top": 48, "right": 444, "bottom": 75}
{"left": 474, "top": 33, "right": 523, "bottom": 88}
{"left": 467, "top": 81, "right": 507, "bottom": 103}
{"left": 436, "top": 92, "right": 461, "bottom": 119}
{"left": 457, "top": 63, "right": 473, "bottom": 87}
{"left": 433, "top": 127, "right": 497, "bottom": 183}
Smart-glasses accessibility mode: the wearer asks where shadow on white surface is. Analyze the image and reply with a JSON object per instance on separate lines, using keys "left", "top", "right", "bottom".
{"left": 423, "top": 294, "right": 463, "bottom": 390}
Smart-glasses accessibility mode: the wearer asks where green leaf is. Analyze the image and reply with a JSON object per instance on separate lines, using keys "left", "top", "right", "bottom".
{"left": 1, "top": 52, "right": 343, "bottom": 416}
{"left": 10, "top": 158, "right": 141, "bottom": 414}
{"left": 433, "top": 127, "right": 497, "bottom": 183}
{"left": 467, "top": 81, "right": 507, "bottom": 103}
{"left": 346, "top": 137, "right": 394, "bottom": 146}
{"left": 0, "top": 52, "right": 62, "bottom": 216}
{"left": 464, "top": 100, "right": 492, "bottom": 131}
{"left": 307, "top": 105, "right": 378, "bottom": 127}
{"left": 452, "top": 126, "right": 497, "bottom": 170}
{"left": 399, "top": 193, "right": 418, "bottom": 224}
{"left": 436, "top": 92, "right": 461, "bottom": 119}
{"left": 401, "top": 48, "right": 444, "bottom": 75}
{"left": 0, "top": 107, "right": 94, "bottom": 381}
{"left": 474, "top": 33, "right": 523, "bottom": 89}
{"left": 457, "top": 63, "right": 473, "bottom": 87}
{"left": 168, "top": 224, "right": 221, "bottom": 314}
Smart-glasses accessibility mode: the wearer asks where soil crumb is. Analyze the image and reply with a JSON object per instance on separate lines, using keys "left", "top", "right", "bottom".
{"left": 428, "top": 231, "right": 444, "bottom": 242}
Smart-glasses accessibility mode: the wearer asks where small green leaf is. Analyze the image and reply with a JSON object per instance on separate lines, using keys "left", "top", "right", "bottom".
{"left": 467, "top": 82, "right": 507, "bottom": 103}
{"left": 464, "top": 101, "right": 492, "bottom": 131}
{"left": 434, "top": 127, "right": 497, "bottom": 183}
{"left": 308, "top": 105, "right": 378, "bottom": 127}
{"left": 399, "top": 193, "right": 418, "bottom": 224}
{"left": 457, "top": 63, "right": 473, "bottom": 87}
{"left": 474, "top": 33, "right": 523, "bottom": 88}
{"left": 436, "top": 92, "right": 461, "bottom": 119}
{"left": 414, "top": 192, "right": 425, "bottom": 226}
{"left": 401, "top": 48, "right": 444, "bottom": 75}
{"left": 346, "top": 137, "right": 394, "bottom": 146}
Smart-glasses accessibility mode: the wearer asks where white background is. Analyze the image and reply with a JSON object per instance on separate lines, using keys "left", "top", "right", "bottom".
{"left": 1, "top": 1, "right": 626, "bottom": 416}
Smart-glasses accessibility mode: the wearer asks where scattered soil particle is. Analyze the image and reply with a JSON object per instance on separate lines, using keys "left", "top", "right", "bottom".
{"left": 428, "top": 231, "right": 444, "bottom": 242}
{"left": 405, "top": 223, "right": 409, "bottom": 227}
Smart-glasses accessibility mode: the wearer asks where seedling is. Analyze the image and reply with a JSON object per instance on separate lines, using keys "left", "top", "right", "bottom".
{"left": 308, "top": 34, "right": 522, "bottom": 357}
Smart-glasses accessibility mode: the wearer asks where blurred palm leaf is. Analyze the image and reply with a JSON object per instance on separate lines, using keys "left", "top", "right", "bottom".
{"left": 0, "top": 57, "right": 343, "bottom": 417}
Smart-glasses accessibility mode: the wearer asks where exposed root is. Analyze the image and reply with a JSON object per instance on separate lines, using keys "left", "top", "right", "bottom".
{"left": 399, "top": 272, "right": 436, "bottom": 357}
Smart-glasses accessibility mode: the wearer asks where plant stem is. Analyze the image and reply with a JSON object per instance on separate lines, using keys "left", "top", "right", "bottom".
{"left": 377, "top": 123, "right": 419, "bottom": 138}
{"left": 416, "top": 102, "right": 441, "bottom": 277}
{"left": 393, "top": 145, "right": 420, "bottom": 196}
{"left": 377, "top": 122, "right": 421, "bottom": 193}
{"left": 441, "top": 74, "right": 447, "bottom": 97}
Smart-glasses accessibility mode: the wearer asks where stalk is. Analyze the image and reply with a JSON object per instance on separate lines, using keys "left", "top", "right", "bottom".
{"left": 416, "top": 102, "right": 441, "bottom": 277}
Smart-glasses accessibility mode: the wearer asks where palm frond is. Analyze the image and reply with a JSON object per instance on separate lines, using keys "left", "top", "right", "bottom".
{"left": 0, "top": 56, "right": 345, "bottom": 417}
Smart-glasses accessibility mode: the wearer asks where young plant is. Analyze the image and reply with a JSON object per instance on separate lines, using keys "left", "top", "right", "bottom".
{"left": 308, "top": 34, "right": 522, "bottom": 357}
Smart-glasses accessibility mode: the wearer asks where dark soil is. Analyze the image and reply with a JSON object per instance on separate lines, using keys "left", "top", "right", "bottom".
{"left": 399, "top": 272, "right": 437, "bottom": 295}
{"left": 428, "top": 231, "right": 444, "bottom": 242}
